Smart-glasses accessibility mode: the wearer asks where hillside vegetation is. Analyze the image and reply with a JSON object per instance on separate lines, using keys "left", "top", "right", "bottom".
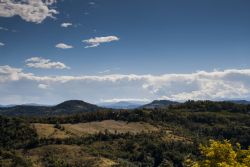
{"left": 0, "top": 100, "right": 250, "bottom": 167}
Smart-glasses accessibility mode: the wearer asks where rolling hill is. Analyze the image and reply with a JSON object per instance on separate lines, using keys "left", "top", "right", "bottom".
{"left": 0, "top": 100, "right": 102, "bottom": 116}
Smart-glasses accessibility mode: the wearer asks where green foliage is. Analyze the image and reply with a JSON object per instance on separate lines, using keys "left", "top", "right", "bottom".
{"left": 54, "top": 121, "right": 64, "bottom": 130}
{"left": 185, "top": 140, "right": 250, "bottom": 167}
{"left": 173, "top": 100, "right": 250, "bottom": 113}
{"left": 63, "top": 132, "right": 195, "bottom": 166}
{"left": 0, "top": 116, "right": 38, "bottom": 149}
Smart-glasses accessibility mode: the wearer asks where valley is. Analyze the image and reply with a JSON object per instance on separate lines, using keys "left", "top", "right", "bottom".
{"left": 1, "top": 100, "right": 250, "bottom": 166}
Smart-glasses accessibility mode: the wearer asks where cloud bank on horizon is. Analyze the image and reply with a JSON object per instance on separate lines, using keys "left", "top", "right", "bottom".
{"left": 0, "top": 65, "right": 250, "bottom": 104}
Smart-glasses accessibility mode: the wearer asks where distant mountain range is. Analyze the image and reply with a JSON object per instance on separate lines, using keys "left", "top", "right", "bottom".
{"left": 98, "top": 101, "right": 146, "bottom": 109}
{"left": 0, "top": 103, "right": 49, "bottom": 108}
{"left": 140, "top": 100, "right": 250, "bottom": 109}
{"left": 0, "top": 100, "right": 101, "bottom": 116}
{"left": 1, "top": 99, "right": 250, "bottom": 116}
{"left": 99, "top": 100, "right": 182, "bottom": 109}
{"left": 141, "top": 100, "right": 180, "bottom": 109}
{"left": 0, "top": 104, "right": 18, "bottom": 108}
{"left": 227, "top": 100, "right": 250, "bottom": 105}
{"left": 0, "top": 100, "right": 179, "bottom": 116}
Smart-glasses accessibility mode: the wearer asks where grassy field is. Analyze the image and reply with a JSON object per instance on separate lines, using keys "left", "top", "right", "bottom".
{"left": 33, "top": 120, "right": 160, "bottom": 139}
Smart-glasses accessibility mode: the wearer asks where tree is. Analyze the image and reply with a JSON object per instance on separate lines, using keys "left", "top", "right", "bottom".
{"left": 185, "top": 140, "right": 250, "bottom": 167}
{"left": 54, "top": 121, "right": 64, "bottom": 130}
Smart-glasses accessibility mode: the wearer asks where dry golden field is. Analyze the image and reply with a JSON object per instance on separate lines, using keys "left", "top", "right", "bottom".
{"left": 33, "top": 120, "right": 159, "bottom": 139}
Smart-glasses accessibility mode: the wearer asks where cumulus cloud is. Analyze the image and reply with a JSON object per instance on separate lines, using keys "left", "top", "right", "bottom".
{"left": 141, "top": 70, "right": 250, "bottom": 101}
{"left": 1, "top": 66, "right": 250, "bottom": 104}
{"left": 83, "top": 36, "right": 119, "bottom": 48}
{"left": 61, "top": 22, "right": 72, "bottom": 28}
{"left": 0, "top": 65, "right": 26, "bottom": 82}
{"left": 0, "top": 0, "right": 58, "bottom": 23}
{"left": 0, "top": 42, "right": 4, "bottom": 47}
{"left": 55, "top": 43, "right": 73, "bottom": 49}
{"left": 25, "top": 57, "right": 70, "bottom": 69}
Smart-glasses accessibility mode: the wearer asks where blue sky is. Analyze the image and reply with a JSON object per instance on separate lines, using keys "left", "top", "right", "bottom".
{"left": 0, "top": 0, "right": 250, "bottom": 105}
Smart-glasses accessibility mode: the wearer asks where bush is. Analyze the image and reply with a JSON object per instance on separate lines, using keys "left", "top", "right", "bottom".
{"left": 185, "top": 140, "right": 250, "bottom": 167}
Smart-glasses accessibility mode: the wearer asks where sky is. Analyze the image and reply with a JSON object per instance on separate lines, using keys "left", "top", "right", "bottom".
{"left": 0, "top": 0, "right": 250, "bottom": 105}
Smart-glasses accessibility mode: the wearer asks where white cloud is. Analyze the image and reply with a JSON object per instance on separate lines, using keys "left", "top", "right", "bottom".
{"left": 0, "top": 65, "right": 26, "bottom": 82}
{"left": 0, "top": 42, "right": 4, "bottom": 47}
{"left": 38, "top": 83, "right": 48, "bottom": 89}
{"left": 141, "top": 70, "right": 250, "bottom": 101}
{"left": 55, "top": 43, "right": 73, "bottom": 49}
{"left": 1, "top": 66, "right": 250, "bottom": 104}
{"left": 61, "top": 22, "right": 72, "bottom": 28}
{"left": 0, "top": 0, "right": 58, "bottom": 23}
{"left": 83, "top": 36, "right": 119, "bottom": 48}
{"left": 25, "top": 57, "right": 70, "bottom": 69}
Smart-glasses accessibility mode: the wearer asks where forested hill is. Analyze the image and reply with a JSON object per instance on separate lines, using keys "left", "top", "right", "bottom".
{"left": 0, "top": 100, "right": 102, "bottom": 116}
